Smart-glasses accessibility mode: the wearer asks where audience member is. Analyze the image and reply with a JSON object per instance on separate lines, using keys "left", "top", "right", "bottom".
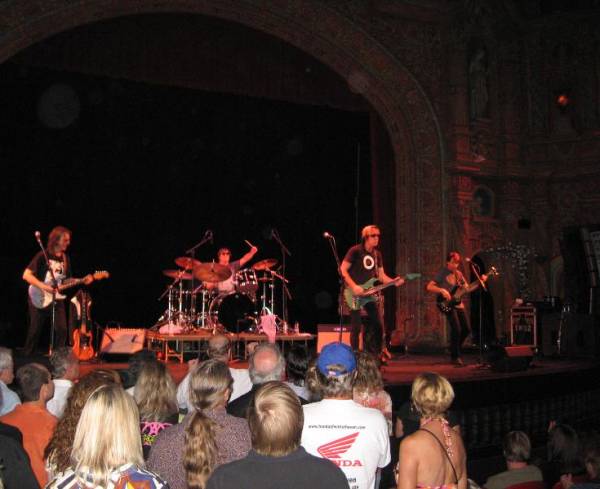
{"left": 284, "top": 345, "right": 311, "bottom": 402}
{"left": 46, "top": 383, "right": 168, "bottom": 488}
{"left": 484, "top": 431, "right": 542, "bottom": 489}
{"left": 562, "top": 434, "right": 600, "bottom": 489}
{"left": 353, "top": 351, "right": 393, "bottom": 435}
{"left": 47, "top": 347, "right": 80, "bottom": 418}
{"left": 0, "top": 347, "right": 20, "bottom": 416}
{"left": 123, "top": 349, "right": 159, "bottom": 394}
{"left": 396, "top": 372, "right": 466, "bottom": 489}
{"left": 148, "top": 359, "right": 251, "bottom": 489}
{"left": 207, "top": 381, "right": 349, "bottom": 489}
{"left": 305, "top": 358, "right": 323, "bottom": 402}
{"left": 301, "top": 342, "right": 390, "bottom": 489}
{"left": 540, "top": 424, "right": 587, "bottom": 489}
{"left": 0, "top": 363, "right": 57, "bottom": 487}
{"left": 227, "top": 342, "right": 285, "bottom": 418}
{"left": 135, "top": 361, "right": 179, "bottom": 458}
{"left": 45, "top": 369, "right": 121, "bottom": 479}
{"left": 177, "top": 335, "right": 252, "bottom": 411}
{"left": 0, "top": 433, "right": 39, "bottom": 489}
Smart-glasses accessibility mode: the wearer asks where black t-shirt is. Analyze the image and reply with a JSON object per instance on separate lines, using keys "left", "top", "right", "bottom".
{"left": 343, "top": 244, "right": 382, "bottom": 285}
{"left": 433, "top": 267, "right": 464, "bottom": 294}
{"left": 27, "top": 250, "right": 71, "bottom": 284}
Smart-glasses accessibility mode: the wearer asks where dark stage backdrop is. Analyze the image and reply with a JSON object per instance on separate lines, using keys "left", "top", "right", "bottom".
{"left": 0, "top": 63, "right": 374, "bottom": 347}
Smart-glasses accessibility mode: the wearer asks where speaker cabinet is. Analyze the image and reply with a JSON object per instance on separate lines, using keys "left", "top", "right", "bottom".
{"left": 100, "top": 328, "right": 147, "bottom": 355}
{"left": 486, "top": 345, "right": 533, "bottom": 372}
{"left": 317, "top": 324, "right": 362, "bottom": 352}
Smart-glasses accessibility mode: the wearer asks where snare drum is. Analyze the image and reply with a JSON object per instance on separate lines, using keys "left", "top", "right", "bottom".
{"left": 209, "top": 292, "right": 256, "bottom": 332}
{"left": 235, "top": 268, "right": 258, "bottom": 297}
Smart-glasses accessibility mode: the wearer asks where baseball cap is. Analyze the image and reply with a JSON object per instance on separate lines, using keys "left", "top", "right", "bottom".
{"left": 317, "top": 342, "right": 356, "bottom": 376}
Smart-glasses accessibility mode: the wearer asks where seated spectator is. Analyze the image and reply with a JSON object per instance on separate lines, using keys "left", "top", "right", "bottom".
{"left": 305, "top": 358, "right": 323, "bottom": 402}
{"left": 0, "top": 347, "right": 20, "bottom": 416}
{"left": 484, "top": 431, "right": 543, "bottom": 489}
{"left": 47, "top": 347, "right": 80, "bottom": 418}
{"left": 135, "top": 361, "right": 179, "bottom": 458}
{"left": 45, "top": 369, "right": 121, "bottom": 479}
{"left": 540, "top": 424, "right": 587, "bottom": 489}
{"left": 47, "top": 383, "right": 168, "bottom": 488}
{"left": 207, "top": 381, "right": 349, "bottom": 489}
{"left": 396, "top": 372, "right": 466, "bottom": 489}
{"left": 148, "top": 359, "right": 251, "bottom": 489}
{"left": 227, "top": 343, "right": 285, "bottom": 418}
{"left": 561, "top": 435, "right": 600, "bottom": 489}
{"left": 353, "top": 351, "right": 393, "bottom": 435}
{"left": 0, "top": 363, "right": 57, "bottom": 487}
{"left": 123, "top": 349, "right": 159, "bottom": 394}
{"left": 302, "top": 342, "right": 389, "bottom": 489}
{"left": 0, "top": 433, "right": 39, "bottom": 489}
{"left": 284, "top": 345, "right": 311, "bottom": 402}
{"left": 177, "top": 335, "right": 252, "bottom": 411}
{"left": 394, "top": 400, "right": 461, "bottom": 439}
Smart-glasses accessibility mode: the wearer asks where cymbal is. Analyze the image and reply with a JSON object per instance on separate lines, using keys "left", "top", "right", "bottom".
{"left": 163, "top": 269, "right": 193, "bottom": 280}
{"left": 252, "top": 258, "right": 278, "bottom": 271}
{"left": 192, "top": 263, "right": 232, "bottom": 282}
{"left": 175, "top": 256, "right": 201, "bottom": 270}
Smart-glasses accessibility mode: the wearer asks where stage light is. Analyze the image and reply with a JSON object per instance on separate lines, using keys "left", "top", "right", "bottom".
{"left": 556, "top": 93, "right": 570, "bottom": 108}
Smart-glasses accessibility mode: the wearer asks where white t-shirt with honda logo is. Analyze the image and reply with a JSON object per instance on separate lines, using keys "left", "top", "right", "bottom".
{"left": 301, "top": 399, "right": 390, "bottom": 489}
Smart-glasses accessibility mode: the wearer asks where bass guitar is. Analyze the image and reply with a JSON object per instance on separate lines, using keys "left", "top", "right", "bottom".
{"left": 28, "top": 270, "right": 109, "bottom": 309}
{"left": 72, "top": 290, "right": 95, "bottom": 361}
{"left": 344, "top": 273, "right": 421, "bottom": 311}
{"left": 436, "top": 266, "right": 498, "bottom": 313}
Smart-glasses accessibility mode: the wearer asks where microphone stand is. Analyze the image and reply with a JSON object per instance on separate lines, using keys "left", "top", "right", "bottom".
{"left": 271, "top": 229, "right": 291, "bottom": 328}
{"left": 470, "top": 261, "right": 488, "bottom": 368}
{"left": 34, "top": 234, "right": 59, "bottom": 356}
{"left": 324, "top": 235, "right": 344, "bottom": 342}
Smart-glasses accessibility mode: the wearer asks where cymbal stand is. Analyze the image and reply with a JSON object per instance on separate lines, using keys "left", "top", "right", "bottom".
{"left": 184, "top": 230, "right": 212, "bottom": 329}
{"left": 271, "top": 228, "right": 291, "bottom": 327}
{"left": 323, "top": 233, "right": 344, "bottom": 342}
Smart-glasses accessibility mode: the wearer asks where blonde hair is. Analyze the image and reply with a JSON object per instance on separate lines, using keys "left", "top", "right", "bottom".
{"left": 353, "top": 351, "right": 384, "bottom": 394}
{"left": 134, "top": 361, "right": 178, "bottom": 422}
{"left": 71, "top": 384, "right": 144, "bottom": 487}
{"left": 183, "top": 360, "right": 232, "bottom": 489}
{"left": 361, "top": 224, "right": 380, "bottom": 240}
{"left": 411, "top": 372, "right": 454, "bottom": 418}
{"left": 248, "top": 382, "right": 303, "bottom": 457}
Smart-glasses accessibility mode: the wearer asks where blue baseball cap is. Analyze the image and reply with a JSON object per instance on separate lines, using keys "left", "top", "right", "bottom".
{"left": 317, "top": 342, "right": 356, "bottom": 376}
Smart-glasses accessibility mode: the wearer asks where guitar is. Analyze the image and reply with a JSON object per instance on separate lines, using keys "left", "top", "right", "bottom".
{"left": 72, "top": 290, "right": 94, "bottom": 361}
{"left": 436, "top": 266, "right": 498, "bottom": 313}
{"left": 344, "top": 273, "right": 421, "bottom": 311}
{"left": 28, "top": 270, "right": 110, "bottom": 309}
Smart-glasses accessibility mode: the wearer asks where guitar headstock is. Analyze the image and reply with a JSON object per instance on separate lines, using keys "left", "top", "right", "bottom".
{"left": 93, "top": 270, "right": 110, "bottom": 280}
{"left": 488, "top": 266, "right": 499, "bottom": 276}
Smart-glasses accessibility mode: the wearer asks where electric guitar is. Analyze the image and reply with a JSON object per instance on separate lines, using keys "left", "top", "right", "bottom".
{"left": 436, "top": 266, "right": 498, "bottom": 313}
{"left": 72, "top": 290, "right": 95, "bottom": 361}
{"left": 344, "top": 273, "right": 421, "bottom": 311}
{"left": 28, "top": 270, "right": 110, "bottom": 309}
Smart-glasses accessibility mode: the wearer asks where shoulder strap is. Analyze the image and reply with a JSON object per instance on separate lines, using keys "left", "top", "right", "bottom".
{"left": 418, "top": 428, "right": 459, "bottom": 485}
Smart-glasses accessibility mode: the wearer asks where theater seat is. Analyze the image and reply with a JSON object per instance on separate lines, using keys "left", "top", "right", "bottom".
{"left": 505, "top": 481, "right": 545, "bottom": 489}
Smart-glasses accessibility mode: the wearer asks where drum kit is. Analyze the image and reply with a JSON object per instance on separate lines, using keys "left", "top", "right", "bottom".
{"left": 154, "top": 256, "right": 289, "bottom": 335}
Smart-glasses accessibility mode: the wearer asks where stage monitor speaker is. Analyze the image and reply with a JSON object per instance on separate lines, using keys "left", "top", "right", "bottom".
{"left": 100, "top": 328, "right": 147, "bottom": 355}
{"left": 486, "top": 345, "right": 533, "bottom": 372}
{"left": 317, "top": 324, "right": 362, "bottom": 352}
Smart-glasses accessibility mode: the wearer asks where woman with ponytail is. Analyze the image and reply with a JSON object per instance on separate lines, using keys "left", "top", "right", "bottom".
{"left": 147, "top": 359, "right": 251, "bottom": 489}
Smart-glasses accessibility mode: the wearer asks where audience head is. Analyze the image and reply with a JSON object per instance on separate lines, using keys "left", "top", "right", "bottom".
{"left": 305, "top": 358, "right": 323, "bottom": 401}
{"left": 285, "top": 345, "right": 309, "bottom": 387}
{"left": 45, "top": 370, "right": 121, "bottom": 474}
{"left": 134, "top": 360, "right": 177, "bottom": 422}
{"left": 248, "top": 381, "right": 303, "bottom": 457}
{"left": 207, "top": 335, "right": 231, "bottom": 362}
{"left": 316, "top": 342, "right": 357, "bottom": 398}
{"left": 126, "top": 349, "right": 157, "bottom": 387}
{"left": 249, "top": 343, "right": 285, "bottom": 385}
{"left": 17, "top": 363, "right": 53, "bottom": 402}
{"left": 411, "top": 372, "right": 454, "bottom": 418}
{"left": 583, "top": 435, "right": 600, "bottom": 480}
{"left": 71, "top": 384, "right": 143, "bottom": 487}
{"left": 50, "top": 347, "right": 80, "bottom": 381}
{"left": 189, "top": 359, "right": 233, "bottom": 411}
{"left": 353, "top": 351, "right": 384, "bottom": 393}
{"left": 503, "top": 431, "right": 532, "bottom": 463}
{"left": 0, "top": 346, "right": 14, "bottom": 385}
{"left": 547, "top": 423, "right": 584, "bottom": 473}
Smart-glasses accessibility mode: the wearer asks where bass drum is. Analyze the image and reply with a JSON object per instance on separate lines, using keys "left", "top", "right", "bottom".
{"left": 209, "top": 292, "right": 256, "bottom": 332}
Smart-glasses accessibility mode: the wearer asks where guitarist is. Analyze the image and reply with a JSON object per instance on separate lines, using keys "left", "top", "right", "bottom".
{"left": 22, "top": 226, "right": 92, "bottom": 355}
{"left": 340, "top": 225, "right": 404, "bottom": 358}
{"left": 426, "top": 251, "right": 473, "bottom": 367}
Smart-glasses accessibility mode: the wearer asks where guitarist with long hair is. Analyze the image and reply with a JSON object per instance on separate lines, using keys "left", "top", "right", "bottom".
{"left": 340, "top": 225, "right": 404, "bottom": 358}
{"left": 22, "top": 226, "right": 93, "bottom": 355}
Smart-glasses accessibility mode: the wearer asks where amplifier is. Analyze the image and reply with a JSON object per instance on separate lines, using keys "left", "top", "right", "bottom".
{"left": 100, "top": 328, "right": 147, "bottom": 354}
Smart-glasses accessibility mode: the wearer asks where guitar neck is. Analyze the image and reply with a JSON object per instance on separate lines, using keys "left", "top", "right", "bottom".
{"left": 58, "top": 277, "right": 85, "bottom": 292}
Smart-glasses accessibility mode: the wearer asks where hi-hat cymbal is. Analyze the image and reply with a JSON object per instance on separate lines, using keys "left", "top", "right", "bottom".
{"left": 192, "top": 263, "right": 232, "bottom": 282}
{"left": 252, "top": 258, "right": 278, "bottom": 271}
{"left": 163, "top": 269, "right": 193, "bottom": 280}
{"left": 175, "top": 257, "right": 202, "bottom": 270}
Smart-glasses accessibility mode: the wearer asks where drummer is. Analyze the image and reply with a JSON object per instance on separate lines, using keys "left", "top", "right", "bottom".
{"left": 205, "top": 244, "right": 258, "bottom": 293}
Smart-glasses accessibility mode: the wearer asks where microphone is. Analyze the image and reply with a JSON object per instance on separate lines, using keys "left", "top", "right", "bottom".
{"left": 269, "top": 228, "right": 276, "bottom": 240}
{"left": 323, "top": 231, "right": 333, "bottom": 239}
{"left": 206, "top": 230, "right": 213, "bottom": 244}
{"left": 34, "top": 231, "right": 42, "bottom": 242}
{"left": 465, "top": 257, "right": 471, "bottom": 262}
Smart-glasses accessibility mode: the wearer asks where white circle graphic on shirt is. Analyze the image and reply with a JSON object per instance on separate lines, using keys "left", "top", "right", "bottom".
{"left": 363, "top": 255, "right": 375, "bottom": 270}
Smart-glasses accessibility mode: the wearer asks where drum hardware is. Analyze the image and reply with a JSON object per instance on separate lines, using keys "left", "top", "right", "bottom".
{"left": 162, "top": 269, "right": 193, "bottom": 281}
{"left": 192, "top": 262, "right": 232, "bottom": 282}
{"left": 252, "top": 258, "right": 278, "bottom": 271}
{"left": 208, "top": 292, "right": 258, "bottom": 333}
{"left": 235, "top": 268, "right": 258, "bottom": 298}
{"left": 174, "top": 256, "right": 202, "bottom": 270}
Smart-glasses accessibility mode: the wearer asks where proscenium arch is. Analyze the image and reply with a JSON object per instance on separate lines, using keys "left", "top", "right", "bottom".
{"left": 0, "top": 0, "right": 445, "bottom": 334}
